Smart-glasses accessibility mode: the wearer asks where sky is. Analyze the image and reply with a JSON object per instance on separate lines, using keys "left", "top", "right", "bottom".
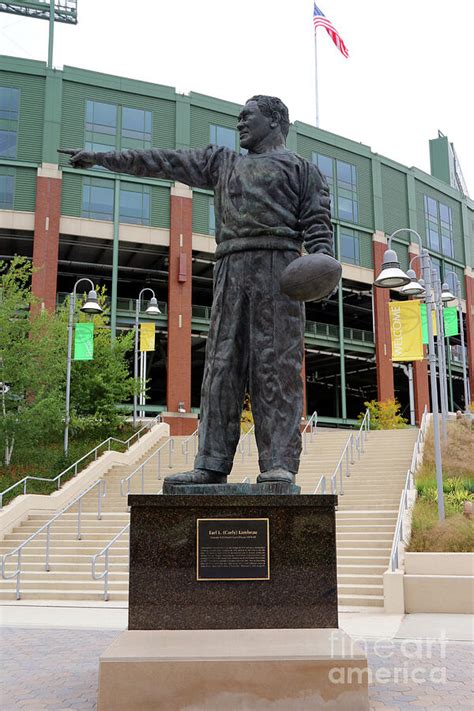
{"left": 1, "top": 0, "right": 473, "bottom": 193}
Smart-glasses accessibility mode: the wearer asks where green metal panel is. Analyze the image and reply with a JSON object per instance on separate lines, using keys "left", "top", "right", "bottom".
{"left": 190, "top": 105, "right": 238, "bottom": 149}
{"left": 371, "top": 158, "right": 384, "bottom": 232}
{"left": 150, "top": 185, "right": 170, "bottom": 228}
{"left": 381, "top": 164, "right": 409, "bottom": 238}
{"left": 0, "top": 70, "right": 45, "bottom": 162}
{"left": 175, "top": 94, "right": 191, "bottom": 149}
{"left": 429, "top": 135, "right": 452, "bottom": 186}
{"left": 359, "top": 232, "right": 374, "bottom": 269}
{"left": 14, "top": 167, "right": 36, "bottom": 211}
{"left": 415, "top": 179, "right": 464, "bottom": 262}
{"left": 61, "top": 170, "right": 82, "bottom": 216}
{"left": 296, "top": 134, "right": 374, "bottom": 230}
{"left": 59, "top": 81, "right": 175, "bottom": 169}
{"left": 192, "top": 191, "right": 210, "bottom": 234}
{"left": 42, "top": 68, "right": 63, "bottom": 163}
{"left": 392, "top": 240, "right": 409, "bottom": 271}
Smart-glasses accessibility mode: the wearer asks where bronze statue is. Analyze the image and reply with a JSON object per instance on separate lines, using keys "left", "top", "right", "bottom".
{"left": 62, "top": 95, "right": 334, "bottom": 488}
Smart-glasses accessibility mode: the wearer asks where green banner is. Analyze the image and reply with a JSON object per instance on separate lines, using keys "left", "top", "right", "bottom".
{"left": 74, "top": 322, "right": 94, "bottom": 361}
{"left": 443, "top": 307, "right": 459, "bottom": 337}
{"left": 420, "top": 303, "right": 438, "bottom": 344}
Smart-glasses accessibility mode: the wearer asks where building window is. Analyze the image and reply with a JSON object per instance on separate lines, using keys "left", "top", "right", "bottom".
{"left": 423, "top": 195, "right": 454, "bottom": 257}
{"left": 444, "top": 270, "right": 457, "bottom": 296}
{"left": 209, "top": 197, "right": 216, "bottom": 236}
{"left": 312, "top": 153, "right": 358, "bottom": 223}
{"left": 120, "top": 184, "right": 150, "bottom": 225}
{"left": 85, "top": 101, "right": 153, "bottom": 156}
{"left": 209, "top": 124, "right": 238, "bottom": 151}
{"left": 0, "top": 169, "right": 14, "bottom": 208}
{"left": 121, "top": 107, "right": 152, "bottom": 150}
{"left": 0, "top": 86, "right": 20, "bottom": 158}
{"left": 82, "top": 177, "right": 114, "bottom": 221}
{"left": 340, "top": 228, "right": 360, "bottom": 265}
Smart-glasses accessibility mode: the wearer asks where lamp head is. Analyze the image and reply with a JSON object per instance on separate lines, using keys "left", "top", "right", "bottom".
{"left": 441, "top": 283, "right": 455, "bottom": 303}
{"left": 374, "top": 249, "right": 411, "bottom": 289}
{"left": 399, "top": 268, "right": 425, "bottom": 297}
{"left": 81, "top": 289, "right": 103, "bottom": 314}
{"left": 145, "top": 297, "right": 161, "bottom": 315}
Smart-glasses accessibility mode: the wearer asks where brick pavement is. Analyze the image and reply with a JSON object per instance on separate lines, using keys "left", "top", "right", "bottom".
{"left": 0, "top": 628, "right": 472, "bottom": 710}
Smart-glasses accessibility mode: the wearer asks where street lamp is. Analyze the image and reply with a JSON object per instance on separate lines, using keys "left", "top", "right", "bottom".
{"left": 399, "top": 268, "right": 426, "bottom": 297}
{"left": 431, "top": 270, "right": 449, "bottom": 442}
{"left": 373, "top": 228, "right": 445, "bottom": 520}
{"left": 64, "top": 279, "right": 103, "bottom": 456}
{"left": 134, "top": 289, "right": 161, "bottom": 426}
{"left": 445, "top": 270, "right": 470, "bottom": 412}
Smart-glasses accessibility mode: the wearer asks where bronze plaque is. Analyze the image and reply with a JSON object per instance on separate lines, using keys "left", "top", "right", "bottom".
{"left": 197, "top": 518, "right": 270, "bottom": 581}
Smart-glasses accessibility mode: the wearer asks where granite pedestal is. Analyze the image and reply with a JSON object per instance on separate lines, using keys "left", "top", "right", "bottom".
{"left": 98, "top": 492, "right": 369, "bottom": 709}
{"left": 127, "top": 493, "right": 338, "bottom": 630}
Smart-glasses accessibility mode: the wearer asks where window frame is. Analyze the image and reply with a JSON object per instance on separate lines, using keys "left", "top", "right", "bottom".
{"left": 0, "top": 167, "right": 15, "bottom": 209}
{"left": 312, "top": 152, "right": 359, "bottom": 224}
{"left": 423, "top": 194, "right": 454, "bottom": 258}
{"left": 0, "top": 86, "right": 20, "bottom": 159}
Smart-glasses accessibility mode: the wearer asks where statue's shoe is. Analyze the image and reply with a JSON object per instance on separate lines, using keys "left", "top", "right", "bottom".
{"left": 163, "top": 469, "right": 227, "bottom": 486}
{"left": 257, "top": 468, "right": 295, "bottom": 485}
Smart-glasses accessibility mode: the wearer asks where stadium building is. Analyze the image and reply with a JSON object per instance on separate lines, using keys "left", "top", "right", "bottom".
{"left": 0, "top": 55, "right": 473, "bottom": 434}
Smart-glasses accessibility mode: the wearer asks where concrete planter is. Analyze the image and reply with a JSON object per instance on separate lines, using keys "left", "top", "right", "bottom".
{"left": 404, "top": 552, "right": 474, "bottom": 614}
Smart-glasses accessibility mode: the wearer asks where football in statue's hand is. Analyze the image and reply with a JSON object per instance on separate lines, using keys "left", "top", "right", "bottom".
{"left": 280, "top": 253, "right": 342, "bottom": 302}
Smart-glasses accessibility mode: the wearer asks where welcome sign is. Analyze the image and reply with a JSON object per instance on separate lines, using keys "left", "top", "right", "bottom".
{"left": 389, "top": 302, "right": 423, "bottom": 362}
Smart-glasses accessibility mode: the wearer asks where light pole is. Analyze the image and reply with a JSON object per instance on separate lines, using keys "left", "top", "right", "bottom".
{"left": 64, "top": 279, "right": 103, "bottom": 457}
{"left": 431, "top": 270, "right": 450, "bottom": 442}
{"left": 374, "top": 228, "right": 445, "bottom": 520}
{"left": 445, "top": 270, "right": 470, "bottom": 412}
{"left": 133, "top": 289, "right": 161, "bottom": 426}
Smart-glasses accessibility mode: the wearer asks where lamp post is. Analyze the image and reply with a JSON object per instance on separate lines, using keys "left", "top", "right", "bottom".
{"left": 374, "top": 228, "right": 445, "bottom": 520}
{"left": 445, "top": 270, "right": 470, "bottom": 412}
{"left": 64, "top": 279, "right": 103, "bottom": 457}
{"left": 133, "top": 289, "right": 161, "bottom": 426}
{"left": 431, "top": 270, "right": 451, "bottom": 442}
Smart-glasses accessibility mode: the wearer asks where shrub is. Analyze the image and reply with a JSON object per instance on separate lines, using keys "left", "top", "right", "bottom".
{"left": 359, "top": 399, "right": 408, "bottom": 430}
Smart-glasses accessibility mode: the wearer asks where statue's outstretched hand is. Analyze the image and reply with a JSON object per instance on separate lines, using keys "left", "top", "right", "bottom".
{"left": 58, "top": 148, "right": 96, "bottom": 169}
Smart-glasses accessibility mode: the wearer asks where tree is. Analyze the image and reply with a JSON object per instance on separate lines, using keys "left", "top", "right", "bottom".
{"left": 0, "top": 259, "right": 136, "bottom": 466}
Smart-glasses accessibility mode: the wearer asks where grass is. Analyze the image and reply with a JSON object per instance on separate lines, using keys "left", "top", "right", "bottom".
{"left": 407, "top": 417, "right": 474, "bottom": 553}
{"left": 0, "top": 423, "right": 138, "bottom": 507}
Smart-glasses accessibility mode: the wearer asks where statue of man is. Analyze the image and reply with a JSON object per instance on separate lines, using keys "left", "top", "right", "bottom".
{"left": 64, "top": 95, "right": 333, "bottom": 487}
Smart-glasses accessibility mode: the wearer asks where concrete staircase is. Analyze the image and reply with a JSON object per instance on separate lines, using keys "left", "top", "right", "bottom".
{"left": 0, "top": 427, "right": 418, "bottom": 607}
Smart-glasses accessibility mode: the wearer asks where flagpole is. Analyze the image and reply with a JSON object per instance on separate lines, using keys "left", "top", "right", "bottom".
{"left": 314, "top": 30, "right": 320, "bottom": 127}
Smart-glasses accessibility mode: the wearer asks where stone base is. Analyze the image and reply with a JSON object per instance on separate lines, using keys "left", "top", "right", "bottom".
{"left": 97, "top": 628, "right": 369, "bottom": 711}
{"left": 163, "top": 481, "right": 301, "bottom": 495}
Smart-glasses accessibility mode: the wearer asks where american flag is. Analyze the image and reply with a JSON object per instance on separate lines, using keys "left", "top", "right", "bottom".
{"left": 313, "top": 3, "right": 349, "bottom": 58}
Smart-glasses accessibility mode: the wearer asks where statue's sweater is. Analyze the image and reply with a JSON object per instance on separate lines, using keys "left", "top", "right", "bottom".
{"left": 94, "top": 145, "right": 334, "bottom": 260}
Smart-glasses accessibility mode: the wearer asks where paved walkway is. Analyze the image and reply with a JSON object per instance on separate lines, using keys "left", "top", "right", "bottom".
{"left": 0, "top": 610, "right": 473, "bottom": 710}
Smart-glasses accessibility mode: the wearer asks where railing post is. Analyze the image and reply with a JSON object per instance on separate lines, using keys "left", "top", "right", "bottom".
{"left": 157, "top": 450, "right": 161, "bottom": 480}
{"left": 16, "top": 549, "right": 21, "bottom": 600}
{"left": 141, "top": 465, "right": 145, "bottom": 494}
{"left": 104, "top": 549, "right": 109, "bottom": 602}
{"left": 45, "top": 525, "right": 51, "bottom": 571}
{"left": 98, "top": 482, "right": 103, "bottom": 520}
{"left": 168, "top": 439, "right": 173, "bottom": 468}
{"left": 77, "top": 497, "right": 82, "bottom": 540}
{"left": 23, "top": 480, "right": 27, "bottom": 496}
{"left": 339, "top": 463, "right": 344, "bottom": 495}
{"left": 345, "top": 445, "right": 350, "bottom": 477}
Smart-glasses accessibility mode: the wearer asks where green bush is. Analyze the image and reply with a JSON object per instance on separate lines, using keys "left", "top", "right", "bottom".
{"left": 359, "top": 399, "right": 408, "bottom": 430}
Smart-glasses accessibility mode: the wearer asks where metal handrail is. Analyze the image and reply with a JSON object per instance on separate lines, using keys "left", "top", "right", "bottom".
{"left": 325, "top": 407, "right": 370, "bottom": 495}
{"left": 181, "top": 427, "right": 199, "bottom": 465}
{"left": 120, "top": 437, "right": 175, "bottom": 496}
{"left": 314, "top": 475, "right": 327, "bottom": 494}
{"left": 389, "top": 405, "right": 429, "bottom": 572}
{"left": 238, "top": 424, "right": 255, "bottom": 462}
{"left": 1, "top": 478, "right": 106, "bottom": 600}
{"left": 92, "top": 522, "right": 130, "bottom": 601}
{"left": 0, "top": 415, "right": 161, "bottom": 509}
{"left": 302, "top": 411, "right": 318, "bottom": 454}
{"left": 355, "top": 408, "right": 370, "bottom": 457}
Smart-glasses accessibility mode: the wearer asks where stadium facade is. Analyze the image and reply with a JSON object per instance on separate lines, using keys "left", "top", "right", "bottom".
{"left": 0, "top": 55, "right": 473, "bottom": 434}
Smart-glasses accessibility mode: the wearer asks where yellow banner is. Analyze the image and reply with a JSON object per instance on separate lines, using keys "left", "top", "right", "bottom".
{"left": 140, "top": 322, "right": 155, "bottom": 352}
{"left": 389, "top": 301, "right": 423, "bottom": 362}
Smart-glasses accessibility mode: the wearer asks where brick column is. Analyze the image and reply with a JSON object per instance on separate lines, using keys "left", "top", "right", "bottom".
{"left": 372, "top": 232, "right": 395, "bottom": 401}
{"left": 409, "top": 246, "right": 430, "bottom": 423}
{"left": 163, "top": 183, "right": 197, "bottom": 436}
{"left": 465, "top": 268, "right": 474, "bottom": 404}
{"left": 31, "top": 164, "right": 62, "bottom": 311}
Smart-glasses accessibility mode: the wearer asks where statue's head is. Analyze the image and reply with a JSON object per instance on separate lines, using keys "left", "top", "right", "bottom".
{"left": 237, "top": 95, "right": 290, "bottom": 151}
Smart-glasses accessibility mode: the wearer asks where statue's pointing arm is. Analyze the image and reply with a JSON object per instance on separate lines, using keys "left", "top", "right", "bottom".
{"left": 66, "top": 146, "right": 222, "bottom": 190}
{"left": 300, "top": 163, "right": 334, "bottom": 257}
